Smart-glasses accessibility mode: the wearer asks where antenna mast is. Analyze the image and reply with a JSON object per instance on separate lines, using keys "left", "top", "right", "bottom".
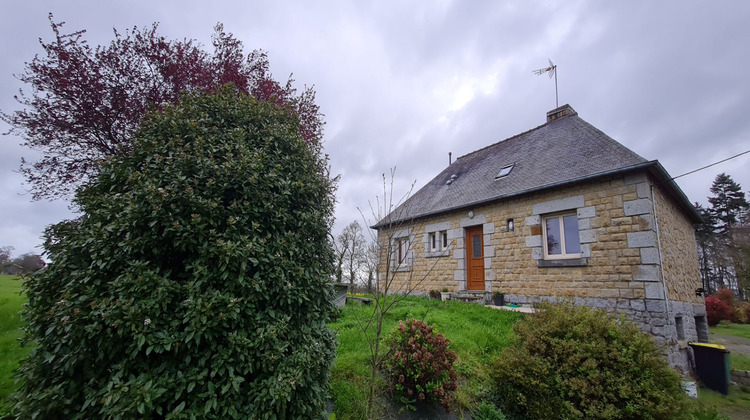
{"left": 533, "top": 59, "right": 558, "bottom": 108}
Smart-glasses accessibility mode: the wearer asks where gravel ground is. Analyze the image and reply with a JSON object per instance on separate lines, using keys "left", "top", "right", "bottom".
{"left": 710, "top": 331, "right": 750, "bottom": 357}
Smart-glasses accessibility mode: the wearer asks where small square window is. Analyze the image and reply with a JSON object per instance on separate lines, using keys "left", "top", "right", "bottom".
{"left": 542, "top": 213, "right": 581, "bottom": 259}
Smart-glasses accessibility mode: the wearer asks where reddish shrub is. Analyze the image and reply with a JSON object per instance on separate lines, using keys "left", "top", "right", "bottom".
{"left": 715, "top": 289, "right": 735, "bottom": 306}
{"left": 386, "top": 319, "right": 458, "bottom": 412}
{"left": 705, "top": 296, "right": 733, "bottom": 326}
{"left": 713, "top": 289, "right": 741, "bottom": 322}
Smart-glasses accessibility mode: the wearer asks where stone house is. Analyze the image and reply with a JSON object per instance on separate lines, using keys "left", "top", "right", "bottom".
{"left": 373, "top": 104, "right": 707, "bottom": 373}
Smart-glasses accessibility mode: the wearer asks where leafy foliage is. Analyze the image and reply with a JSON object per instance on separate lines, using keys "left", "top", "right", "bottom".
{"left": 14, "top": 88, "right": 337, "bottom": 419}
{"left": 2, "top": 14, "right": 323, "bottom": 200}
{"left": 489, "top": 303, "right": 687, "bottom": 420}
{"left": 705, "top": 296, "right": 733, "bottom": 326}
{"left": 713, "top": 289, "right": 741, "bottom": 323}
{"left": 471, "top": 401, "right": 507, "bottom": 420}
{"left": 714, "top": 288, "right": 735, "bottom": 307}
{"left": 386, "top": 319, "right": 458, "bottom": 412}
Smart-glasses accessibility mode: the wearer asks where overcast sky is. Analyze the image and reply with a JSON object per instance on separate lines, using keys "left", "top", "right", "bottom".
{"left": 1, "top": 1, "right": 749, "bottom": 257}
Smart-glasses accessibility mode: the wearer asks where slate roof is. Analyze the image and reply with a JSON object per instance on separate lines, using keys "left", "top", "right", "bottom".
{"left": 374, "top": 105, "right": 699, "bottom": 228}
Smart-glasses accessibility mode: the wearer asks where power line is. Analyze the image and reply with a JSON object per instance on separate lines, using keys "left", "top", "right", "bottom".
{"left": 671, "top": 149, "right": 750, "bottom": 180}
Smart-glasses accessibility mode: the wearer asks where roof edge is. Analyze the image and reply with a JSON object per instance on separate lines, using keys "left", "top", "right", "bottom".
{"left": 372, "top": 161, "right": 700, "bottom": 229}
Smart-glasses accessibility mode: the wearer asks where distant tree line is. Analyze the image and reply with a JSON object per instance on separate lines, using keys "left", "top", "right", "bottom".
{"left": 332, "top": 220, "right": 379, "bottom": 293}
{"left": 695, "top": 173, "right": 750, "bottom": 298}
{"left": 0, "top": 246, "right": 45, "bottom": 275}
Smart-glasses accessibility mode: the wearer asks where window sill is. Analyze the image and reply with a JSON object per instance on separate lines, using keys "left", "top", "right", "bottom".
{"left": 425, "top": 249, "right": 450, "bottom": 258}
{"left": 537, "top": 258, "right": 588, "bottom": 268}
{"left": 392, "top": 266, "right": 412, "bottom": 273}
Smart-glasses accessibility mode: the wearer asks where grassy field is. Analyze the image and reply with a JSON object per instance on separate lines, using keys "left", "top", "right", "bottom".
{"left": 330, "top": 297, "right": 750, "bottom": 419}
{"left": 3, "top": 281, "right": 750, "bottom": 419}
{"left": 0, "top": 275, "right": 31, "bottom": 414}
{"left": 697, "top": 386, "right": 750, "bottom": 419}
{"left": 328, "top": 296, "right": 522, "bottom": 419}
{"left": 712, "top": 323, "right": 750, "bottom": 340}
{"left": 710, "top": 323, "right": 750, "bottom": 371}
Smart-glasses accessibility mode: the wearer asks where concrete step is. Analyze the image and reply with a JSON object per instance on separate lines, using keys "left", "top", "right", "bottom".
{"left": 451, "top": 291, "right": 490, "bottom": 305}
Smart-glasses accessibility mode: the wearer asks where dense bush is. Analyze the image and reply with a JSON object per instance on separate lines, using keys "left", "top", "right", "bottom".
{"left": 489, "top": 303, "right": 687, "bottom": 420}
{"left": 713, "top": 289, "right": 741, "bottom": 323}
{"left": 471, "top": 401, "right": 507, "bottom": 420}
{"left": 14, "top": 88, "right": 337, "bottom": 419}
{"left": 386, "top": 319, "right": 458, "bottom": 412}
{"left": 706, "top": 296, "right": 734, "bottom": 326}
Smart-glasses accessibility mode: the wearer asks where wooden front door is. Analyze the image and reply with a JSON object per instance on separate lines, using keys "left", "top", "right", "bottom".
{"left": 466, "top": 226, "right": 485, "bottom": 290}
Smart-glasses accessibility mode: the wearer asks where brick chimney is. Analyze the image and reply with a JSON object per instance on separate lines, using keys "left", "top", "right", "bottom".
{"left": 546, "top": 104, "right": 577, "bottom": 122}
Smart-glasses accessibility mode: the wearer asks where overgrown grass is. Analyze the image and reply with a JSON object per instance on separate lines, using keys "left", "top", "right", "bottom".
{"left": 0, "top": 275, "right": 30, "bottom": 414}
{"left": 696, "top": 385, "right": 750, "bottom": 419}
{"left": 711, "top": 323, "right": 750, "bottom": 340}
{"left": 731, "top": 353, "right": 750, "bottom": 371}
{"left": 328, "top": 296, "right": 522, "bottom": 419}
{"left": 7, "top": 283, "right": 748, "bottom": 419}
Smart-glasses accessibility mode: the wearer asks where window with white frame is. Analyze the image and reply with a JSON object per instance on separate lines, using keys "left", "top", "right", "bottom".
{"left": 429, "top": 230, "right": 449, "bottom": 252}
{"left": 391, "top": 232, "right": 412, "bottom": 271}
{"left": 542, "top": 213, "right": 581, "bottom": 259}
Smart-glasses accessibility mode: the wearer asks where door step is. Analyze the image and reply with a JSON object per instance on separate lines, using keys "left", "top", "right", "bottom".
{"left": 451, "top": 290, "right": 490, "bottom": 305}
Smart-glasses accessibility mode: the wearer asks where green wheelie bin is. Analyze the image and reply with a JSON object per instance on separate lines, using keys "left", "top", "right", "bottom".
{"left": 689, "top": 342, "right": 730, "bottom": 395}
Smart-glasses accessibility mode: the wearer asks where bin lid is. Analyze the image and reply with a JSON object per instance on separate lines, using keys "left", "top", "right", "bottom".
{"left": 688, "top": 342, "right": 728, "bottom": 351}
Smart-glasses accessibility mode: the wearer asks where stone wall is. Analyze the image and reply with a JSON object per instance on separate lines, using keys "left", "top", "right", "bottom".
{"left": 376, "top": 170, "right": 706, "bottom": 373}
{"left": 652, "top": 185, "right": 704, "bottom": 305}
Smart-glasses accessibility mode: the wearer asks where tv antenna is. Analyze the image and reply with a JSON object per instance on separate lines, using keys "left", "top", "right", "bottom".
{"left": 533, "top": 59, "right": 558, "bottom": 108}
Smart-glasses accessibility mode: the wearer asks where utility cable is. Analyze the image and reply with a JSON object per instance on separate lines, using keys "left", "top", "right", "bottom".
{"left": 671, "top": 149, "right": 750, "bottom": 180}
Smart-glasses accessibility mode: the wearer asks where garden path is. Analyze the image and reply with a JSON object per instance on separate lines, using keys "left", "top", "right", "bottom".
{"left": 710, "top": 331, "right": 750, "bottom": 357}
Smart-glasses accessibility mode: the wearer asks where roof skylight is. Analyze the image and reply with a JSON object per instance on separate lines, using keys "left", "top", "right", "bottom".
{"left": 495, "top": 164, "right": 514, "bottom": 179}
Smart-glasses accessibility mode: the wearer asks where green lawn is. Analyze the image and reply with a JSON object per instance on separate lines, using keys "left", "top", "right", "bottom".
{"left": 696, "top": 385, "right": 750, "bottom": 419}
{"left": 328, "top": 296, "right": 522, "bottom": 419}
{"left": 4, "top": 282, "right": 750, "bottom": 419}
{"left": 710, "top": 323, "right": 750, "bottom": 371}
{"left": 711, "top": 323, "right": 750, "bottom": 340}
{"left": 0, "top": 275, "right": 31, "bottom": 414}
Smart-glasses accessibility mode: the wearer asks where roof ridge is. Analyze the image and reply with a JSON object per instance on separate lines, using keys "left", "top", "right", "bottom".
{"left": 455, "top": 114, "right": 568, "bottom": 162}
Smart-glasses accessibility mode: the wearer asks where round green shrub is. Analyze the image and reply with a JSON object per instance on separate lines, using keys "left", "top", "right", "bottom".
{"left": 386, "top": 319, "right": 458, "bottom": 412}
{"left": 489, "top": 303, "right": 688, "bottom": 420}
{"left": 15, "top": 88, "right": 337, "bottom": 419}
